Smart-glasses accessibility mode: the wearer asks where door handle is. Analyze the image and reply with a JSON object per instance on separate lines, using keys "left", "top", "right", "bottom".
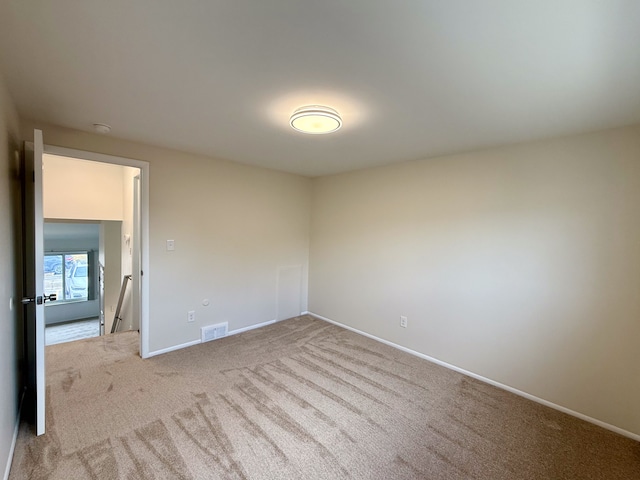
{"left": 43, "top": 293, "right": 57, "bottom": 303}
{"left": 21, "top": 296, "right": 43, "bottom": 305}
{"left": 22, "top": 294, "right": 55, "bottom": 305}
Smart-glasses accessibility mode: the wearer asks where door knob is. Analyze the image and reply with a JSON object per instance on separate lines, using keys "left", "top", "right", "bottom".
{"left": 21, "top": 296, "right": 43, "bottom": 305}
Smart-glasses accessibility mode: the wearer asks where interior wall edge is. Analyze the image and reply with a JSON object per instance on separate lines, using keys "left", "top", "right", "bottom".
{"left": 0, "top": 72, "right": 23, "bottom": 480}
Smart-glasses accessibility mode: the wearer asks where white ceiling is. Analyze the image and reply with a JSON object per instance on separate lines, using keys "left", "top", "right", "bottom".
{"left": 1, "top": 1, "right": 639, "bottom": 177}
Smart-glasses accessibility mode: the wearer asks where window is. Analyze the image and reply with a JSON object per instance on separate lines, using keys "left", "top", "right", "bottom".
{"left": 43, "top": 252, "right": 90, "bottom": 303}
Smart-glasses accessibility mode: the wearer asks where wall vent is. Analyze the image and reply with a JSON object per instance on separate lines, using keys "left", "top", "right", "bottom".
{"left": 201, "top": 322, "right": 228, "bottom": 343}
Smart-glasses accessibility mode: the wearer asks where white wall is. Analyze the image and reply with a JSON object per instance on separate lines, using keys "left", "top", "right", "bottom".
{"left": 43, "top": 154, "right": 124, "bottom": 221}
{"left": 0, "top": 75, "right": 21, "bottom": 479}
{"left": 309, "top": 125, "right": 640, "bottom": 437}
{"left": 21, "top": 120, "right": 312, "bottom": 354}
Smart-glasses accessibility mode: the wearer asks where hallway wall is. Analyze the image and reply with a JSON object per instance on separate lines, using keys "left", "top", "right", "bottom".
{"left": 0, "top": 74, "right": 22, "bottom": 479}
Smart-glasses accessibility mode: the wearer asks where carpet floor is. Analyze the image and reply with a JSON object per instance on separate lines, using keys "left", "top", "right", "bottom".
{"left": 9, "top": 315, "right": 640, "bottom": 479}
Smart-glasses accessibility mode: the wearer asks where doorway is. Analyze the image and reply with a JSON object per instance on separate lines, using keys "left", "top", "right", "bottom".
{"left": 41, "top": 145, "right": 150, "bottom": 357}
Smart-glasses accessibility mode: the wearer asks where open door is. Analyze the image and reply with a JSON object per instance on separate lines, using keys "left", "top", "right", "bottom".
{"left": 23, "top": 129, "right": 52, "bottom": 435}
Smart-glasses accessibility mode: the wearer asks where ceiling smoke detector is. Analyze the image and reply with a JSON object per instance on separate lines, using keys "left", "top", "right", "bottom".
{"left": 92, "top": 123, "right": 112, "bottom": 134}
{"left": 289, "top": 105, "right": 342, "bottom": 134}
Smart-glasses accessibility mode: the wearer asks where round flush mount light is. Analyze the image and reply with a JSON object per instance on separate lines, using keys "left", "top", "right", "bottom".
{"left": 92, "top": 123, "right": 112, "bottom": 134}
{"left": 290, "top": 105, "right": 342, "bottom": 134}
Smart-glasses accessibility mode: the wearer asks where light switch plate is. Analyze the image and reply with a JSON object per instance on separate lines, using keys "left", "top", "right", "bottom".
{"left": 166, "top": 239, "right": 175, "bottom": 251}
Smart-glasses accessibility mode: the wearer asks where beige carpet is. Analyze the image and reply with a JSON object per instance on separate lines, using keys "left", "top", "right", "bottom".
{"left": 10, "top": 315, "right": 640, "bottom": 479}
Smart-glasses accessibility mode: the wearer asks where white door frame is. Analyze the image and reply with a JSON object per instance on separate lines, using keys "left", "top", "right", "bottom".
{"left": 43, "top": 144, "right": 151, "bottom": 358}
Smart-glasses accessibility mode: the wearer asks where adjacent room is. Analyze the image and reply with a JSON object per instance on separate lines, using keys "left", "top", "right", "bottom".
{"left": 42, "top": 154, "right": 142, "bottom": 346}
{"left": 0, "top": 2, "right": 639, "bottom": 479}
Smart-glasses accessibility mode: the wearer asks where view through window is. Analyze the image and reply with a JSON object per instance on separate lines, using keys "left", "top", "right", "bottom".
{"left": 43, "top": 252, "right": 89, "bottom": 302}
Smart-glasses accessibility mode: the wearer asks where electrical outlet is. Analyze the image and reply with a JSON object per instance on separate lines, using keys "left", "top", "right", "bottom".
{"left": 187, "top": 310, "right": 195, "bottom": 322}
{"left": 400, "top": 316, "right": 407, "bottom": 328}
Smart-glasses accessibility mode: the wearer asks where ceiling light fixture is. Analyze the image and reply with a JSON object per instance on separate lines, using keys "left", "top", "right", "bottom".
{"left": 92, "top": 123, "right": 112, "bottom": 134}
{"left": 290, "top": 105, "right": 342, "bottom": 134}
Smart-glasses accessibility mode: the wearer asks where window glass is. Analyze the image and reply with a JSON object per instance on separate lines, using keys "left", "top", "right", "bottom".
{"left": 44, "top": 252, "right": 90, "bottom": 302}
{"left": 74, "top": 266, "right": 88, "bottom": 277}
{"left": 43, "top": 254, "right": 64, "bottom": 300}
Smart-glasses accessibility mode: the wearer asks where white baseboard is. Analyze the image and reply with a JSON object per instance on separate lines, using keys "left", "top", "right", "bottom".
{"left": 227, "top": 319, "right": 276, "bottom": 337}
{"left": 309, "top": 311, "right": 640, "bottom": 443}
{"left": 146, "top": 319, "right": 277, "bottom": 358}
{"left": 147, "top": 339, "right": 202, "bottom": 357}
{"left": 4, "top": 389, "right": 25, "bottom": 480}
